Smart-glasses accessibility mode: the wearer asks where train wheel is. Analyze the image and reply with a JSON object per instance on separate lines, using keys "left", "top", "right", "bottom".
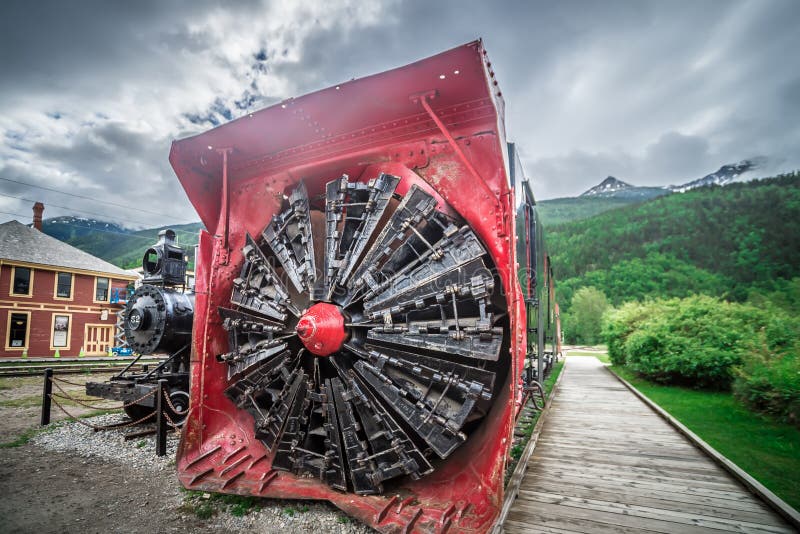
{"left": 123, "top": 403, "right": 155, "bottom": 422}
{"left": 167, "top": 389, "right": 190, "bottom": 426}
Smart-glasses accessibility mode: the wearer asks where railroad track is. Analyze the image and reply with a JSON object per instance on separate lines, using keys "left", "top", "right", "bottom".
{"left": 0, "top": 357, "right": 166, "bottom": 378}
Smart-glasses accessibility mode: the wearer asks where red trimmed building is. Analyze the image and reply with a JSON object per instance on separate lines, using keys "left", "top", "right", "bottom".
{"left": 0, "top": 212, "right": 137, "bottom": 357}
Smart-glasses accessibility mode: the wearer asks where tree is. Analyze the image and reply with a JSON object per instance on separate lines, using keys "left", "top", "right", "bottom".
{"left": 570, "top": 286, "right": 609, "bottom": 344}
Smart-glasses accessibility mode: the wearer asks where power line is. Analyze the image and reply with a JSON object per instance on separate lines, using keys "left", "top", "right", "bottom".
{"left": 0, "top": 191, "right": 199, "bottom": 239}
{"left": 0, "top": 176, "right": 198, "bottom": 223}
{"left": 0, "top": 210, "right": 199, "bottom": 245}
{"left": 0, "top": 210, "right": 30, "bottom": 219}
{"left": 0, "top": 191, "right": 155, "bottom": 228}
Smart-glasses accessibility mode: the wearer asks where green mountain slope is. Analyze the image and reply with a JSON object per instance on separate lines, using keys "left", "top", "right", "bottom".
{"left": 537, "top": 196, "right": 646, "bottom": 226}
{"left": 43, "top": 220, "right": 204, "bottom": 269}
{"left": 548, "top": 172, "right": 800, "bottom": 309}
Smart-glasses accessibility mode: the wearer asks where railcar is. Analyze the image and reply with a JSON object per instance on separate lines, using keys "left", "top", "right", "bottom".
{"left": 169, "top": 40, "right": 559, "bottom": 533}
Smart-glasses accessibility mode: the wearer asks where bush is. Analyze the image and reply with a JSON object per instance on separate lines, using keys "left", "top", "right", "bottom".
{"left": 734, "top": 310, "right": 800, "bottom": 426}
{"left": 604, "top": 296, "right": 768, "bottom": 389}
{"left": 602, "top": 300, "right": 668, "bottom": 366}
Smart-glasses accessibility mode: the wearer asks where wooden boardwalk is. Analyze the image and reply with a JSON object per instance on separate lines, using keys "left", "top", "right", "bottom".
{"left": 503, "top": 357, "right": 796, "bottom": 534}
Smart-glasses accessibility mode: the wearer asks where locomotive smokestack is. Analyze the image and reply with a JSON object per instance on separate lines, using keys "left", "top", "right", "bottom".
{"left": 32, "top": 202, "right": 44, "bottom": 231}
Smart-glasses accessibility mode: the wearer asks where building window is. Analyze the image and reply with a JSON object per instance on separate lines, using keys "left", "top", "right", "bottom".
{"left": 51, "top": 314, "right": 70, "bottom": 349}
{"left": 56, "top": 272, "right": 72, "bottom": 299}
{"left": 95, "top": 277, "right": 109, "bottom": 302}
{"left": 11, "top": 267, "right": 32, "bottom": 296}
{"left": 6, "top": 312, "right": 29, "bottom": 349}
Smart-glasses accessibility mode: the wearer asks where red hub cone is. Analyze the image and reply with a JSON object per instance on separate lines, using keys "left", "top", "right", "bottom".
{"left": 296, "top": 302, "right": 347, "bottom": 357}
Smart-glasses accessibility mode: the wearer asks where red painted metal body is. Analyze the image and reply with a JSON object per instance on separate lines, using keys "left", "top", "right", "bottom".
{"left": 169, "top": 41, "right": 525, "bottom": 533}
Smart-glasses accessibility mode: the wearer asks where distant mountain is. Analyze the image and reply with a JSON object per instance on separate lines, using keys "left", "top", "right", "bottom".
{"left": 42, "top": 216, "right": 131, "bottom": 242}
{"left": 41, "top": 217, "right": 204, "bottom": 269}
{"left": 541, "top": 159, "right": 765, "bottom": 226}
{"left": 580, "top": 176, "right": 671, "bottom": 201}
{"left": 581, "top": 176, "right": 633, "bottom": 196}
{"left": 668, "top": 159, "right": 760, "bottom": 193}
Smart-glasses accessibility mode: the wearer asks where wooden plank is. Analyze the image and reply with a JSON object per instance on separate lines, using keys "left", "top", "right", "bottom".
{"left": 537, "top": 440, "right": 706, "bottom": 459}
{"left": 507, "top": 500, "right": 735, "bottom": 534}
{"left": 528, "top": 482, "right": 785, "bottom": 525}
{"left": 533, "top": 451, "right": 731, "bottom": 477}
{"left": 516, "top": 491, "right": 795, "bottom": 534}
{"left": 524, "top": 467, "right": 774, "bottom": 505}
{"left": 504, "top": 516, "right": 633, "bottom": 534}
{"left": 528, "top": 475, "right": 772, "bottom": 510}
{"left": 608, "top": 367, "right": 800, "bottom": 530}
{"left": 542, "top": 427, "right": 688, "bottom": 442}
{"left": 528, "top": 457, "right": 736, "bottom": 486}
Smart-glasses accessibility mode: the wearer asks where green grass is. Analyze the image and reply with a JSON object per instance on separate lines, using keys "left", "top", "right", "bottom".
{"left": 611, "top": 366, "right": 800, "bottom": 510}
{"left": 0, "top": 395, "right": 42, "bottom": 408}
{"left": 179, "top": 490, "right": 261, "bottom": 519}
{"left": 0, "top": 427, "right": 45, "bottom": 448}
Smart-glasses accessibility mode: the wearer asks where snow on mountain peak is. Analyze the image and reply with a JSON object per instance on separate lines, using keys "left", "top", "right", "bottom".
{"left": 581, "top": 176, "right": 633, "bottom": 197}
{"left": 669, "top": 159, "right": 761, "bottom": 193}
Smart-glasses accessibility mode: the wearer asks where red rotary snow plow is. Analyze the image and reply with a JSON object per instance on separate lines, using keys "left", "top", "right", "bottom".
{"left": 169, "top": 40, "right": 528, "bottom": 533}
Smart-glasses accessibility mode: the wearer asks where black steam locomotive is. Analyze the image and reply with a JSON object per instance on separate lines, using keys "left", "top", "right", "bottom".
{"left": 86, "top": 230, "right": 194, "bottom": 424}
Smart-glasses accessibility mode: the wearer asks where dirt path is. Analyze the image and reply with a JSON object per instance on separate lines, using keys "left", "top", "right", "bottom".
{"left": 0, "top": 374, "right": 371, "bottom": 533}
{"left": 0, "top": 444, "right": 207, "bottom": 534}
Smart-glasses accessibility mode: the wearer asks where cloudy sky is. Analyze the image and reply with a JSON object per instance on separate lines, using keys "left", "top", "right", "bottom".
{"left": 1, "top": 0, "right": 798, "bottom": 228}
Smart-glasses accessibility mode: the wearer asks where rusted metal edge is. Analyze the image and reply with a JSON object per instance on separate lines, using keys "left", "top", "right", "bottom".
{"left": 606, "top": 366, "right": 800, "bottom": 530}
{"left": 490, "top": 361, "right": 567, "bottom": 534}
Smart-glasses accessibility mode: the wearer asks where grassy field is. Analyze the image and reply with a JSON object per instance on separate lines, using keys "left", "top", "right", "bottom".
{"left": 611, "top": 365, "right": 800, "bottom": 510}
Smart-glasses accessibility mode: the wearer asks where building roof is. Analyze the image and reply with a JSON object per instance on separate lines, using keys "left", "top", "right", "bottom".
{"left": 0, "top": 220, "right": 136, "bottom": 279}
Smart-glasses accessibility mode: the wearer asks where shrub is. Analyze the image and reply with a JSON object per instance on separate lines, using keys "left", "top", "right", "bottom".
{"left": 734, "top": 310, "right": 800, "bottom": 426}
{"left": 605, "top": 296, "right": 768, "bottom": 389}
{"left": 602, "top": 300, "right": 667, "bottom": 366}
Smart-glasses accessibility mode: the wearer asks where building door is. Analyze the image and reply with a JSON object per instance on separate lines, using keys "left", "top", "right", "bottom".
{"left": 84, "top": 324, "right": 113, "bottom": 355}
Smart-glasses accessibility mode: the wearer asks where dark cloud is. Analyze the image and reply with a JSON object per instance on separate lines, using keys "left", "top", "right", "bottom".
{"left": 1, "top": 0, "right": 798, "bottom": 227}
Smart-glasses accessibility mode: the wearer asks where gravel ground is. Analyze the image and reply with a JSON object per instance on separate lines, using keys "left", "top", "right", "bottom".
{"left": 2, "top": 408, "right": 373, "bottom": 532}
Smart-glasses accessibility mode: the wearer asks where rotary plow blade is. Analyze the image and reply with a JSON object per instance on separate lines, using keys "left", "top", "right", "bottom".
{"left": 219, "top": 177, "right": 503, "bottom": 495}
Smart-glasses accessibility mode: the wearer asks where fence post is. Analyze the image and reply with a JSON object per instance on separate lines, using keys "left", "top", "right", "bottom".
{"left": 41, "top": 368, "right": 53, "bottom": 426}
{"left": 155, "top": 379, "right": 168, "bottom": 457}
